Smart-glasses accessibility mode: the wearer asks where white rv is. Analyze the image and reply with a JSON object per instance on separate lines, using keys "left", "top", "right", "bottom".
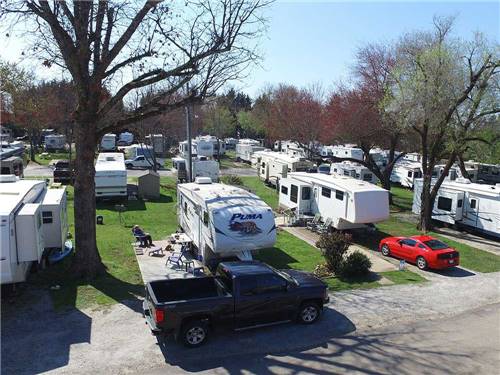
{"left": 255, "top": 151, "right": 314, "bottom": 186}
{"left": 172, "top": 156, "right": 219, "bottom": 182}
{"left": 146, "top": 134, "right": 165, "bottom": 155}
{"left": 331, "top": 145, "right": 364, "bottom": 161}
{"left": 331, "top": 161, "right": 378, "bottom": 184}
{"left": 391, "top": 161, "right": 423, "bottom": 188}
{"left": 123, "top": 144, "right": 164, "bottom": 169}
{"left": 179, "top": 139, "right": 214, "bottom": 158}
{"left": 235, "top": 139, "right": 265, "bottom": 163}
{"left": 413, "top": 178, "right": 500, "bottom": 238}
{"left": 279, "top": 172, "right": 390, "bottom": 230}
{"left": 177, "top": 178, "right": 277, "bottom": 265}
{"left": 224, "top": 138, "right": 238, "bottom": 150}
{"left": 197, "top": 135, "right": 226, "bottom": 157}
{"left": 95, "top": 153, "right": 127, "bottom": 198}
{"left": 466, "top": 162, "right": 500, "bottom": 184}
{"left": 402, "top": 152, "right": 422, "bottom": 163}
{"left": 100, "top": 133, "right": 117, "bottom": 152}
{"left": 44, "top": 134, "right": 66, "bottom": 152}
{"left": 0, "top": 176, "right": 69, "bottom": 284}
{"left": 118, "top": 132, "right": 134, "bottom": 146}
{"left": 274, "top": 140, "right": 307, "bottom": 157}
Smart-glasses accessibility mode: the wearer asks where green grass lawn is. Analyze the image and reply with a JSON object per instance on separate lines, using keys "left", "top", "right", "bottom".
{"left": 390, "top": 185, "right": 414, "bottom": 213}
{"left": 34, "top": 152, "right": 71, "bottom": 166}
{"left": 31, "top": 177, "right": 178, "bottom": 310}
{"left": 218, "top": 153, "right": 252, "bottom": 170}
{"left": 239, "top": 176, "right": 279, "bottom": 209}
{"left": 256, "top": 230, "right": 425, "bottom": 292}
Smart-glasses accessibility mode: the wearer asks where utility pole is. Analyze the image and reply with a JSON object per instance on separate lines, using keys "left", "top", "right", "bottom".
{"left": 185, "top": 84, "right": 193, "bottom": 182}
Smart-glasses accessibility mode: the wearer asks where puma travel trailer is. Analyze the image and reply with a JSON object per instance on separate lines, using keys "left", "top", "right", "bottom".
{"left": 413, "top": 178, "right": 500, "bottom": 238}
{"left": 279, "top": 172, "right": 389, "bottom": 230}
{"left": 177, "top": 178, "right": 276, "bottom": 266}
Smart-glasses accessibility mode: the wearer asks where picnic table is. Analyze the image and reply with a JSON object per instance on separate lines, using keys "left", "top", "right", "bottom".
{"left": 169, "top": 232, "right": 192, "bottom": 244}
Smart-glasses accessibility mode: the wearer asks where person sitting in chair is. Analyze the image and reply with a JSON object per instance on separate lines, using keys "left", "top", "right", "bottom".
{"left": 132, "top": 225, "right": 154, "bottom": 247}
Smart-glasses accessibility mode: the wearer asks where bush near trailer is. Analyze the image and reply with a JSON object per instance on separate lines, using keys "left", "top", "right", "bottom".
{"left": 315, "top": 232, "right": 352, "bottom": 276}
{"left": 342, "top": 251, "right": 372, "bottom": 277}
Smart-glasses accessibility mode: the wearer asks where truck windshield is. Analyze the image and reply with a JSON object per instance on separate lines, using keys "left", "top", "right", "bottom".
{"left": 268, "top": 265, "right": 298, "bottom": 286}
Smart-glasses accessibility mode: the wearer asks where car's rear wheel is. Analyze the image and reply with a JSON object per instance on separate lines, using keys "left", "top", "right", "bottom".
{"left": 416, "top": 256, "right": 428, "bottom": 270}
{"left": 180, "top": 320, "right": 209, "bottom": 348}
{"left": 298, "top": 302, "right": 321, "bottom": 324}
{"left": 381, "top": 244, "right": 390, "bottom": 257}
{"left": 126, "top": 163, "right": 133, "bottom": 169}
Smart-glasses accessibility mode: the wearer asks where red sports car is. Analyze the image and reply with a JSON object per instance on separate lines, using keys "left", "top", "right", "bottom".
{"left": 379, "top": 235, "right": 460, "bottom": 270}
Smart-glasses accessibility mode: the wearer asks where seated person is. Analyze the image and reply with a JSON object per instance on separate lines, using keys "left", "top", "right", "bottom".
{"left": 132, "top": 225, "right": 154, "bottom": 247}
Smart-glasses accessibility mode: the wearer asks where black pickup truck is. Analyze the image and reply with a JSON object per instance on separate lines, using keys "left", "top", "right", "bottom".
{"left": 143, "top": 261, "right": 329, "bottom": 347}
{"left": 53, "top": 160, "right": 74, "bottom": 184}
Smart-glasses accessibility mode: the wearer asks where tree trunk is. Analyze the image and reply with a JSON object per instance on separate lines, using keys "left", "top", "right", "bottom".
{"left": 381, "top": 174, "right": 393, "bottom": 204}
{"left": 71, "top": 121, "right": 105, "bottom": 279}
{"left": 418, "top": 173, "right": 433, "bottom": 232}
{"left": 29, "top": 130, "right": 36, "bottom": 162}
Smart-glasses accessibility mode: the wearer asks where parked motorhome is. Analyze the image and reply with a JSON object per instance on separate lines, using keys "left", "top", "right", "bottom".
{"left": 177, "top": 178, "right": 276, "bottom": 266}
{"left": 224, "top": 138, "right": 238, "bottom": 150}
{"left": 118, "top": 132, "right": 134, "bottom": 146}
{"left": 235, "top": 139, "right": 265, "bottom": 163}
{"left": 413, "top": 178, "right": 500, "bottom": 238}
{"left": 94, "top": 153, "right": 127, "bottom": 198}
{"left": 279, "top": 172, "right": 390, "bottom": 230}
{"left": 172, "top": 156, "right": 219, "bottom": 182}
{"left": 100, "top": 133, "right": 117, "bottom": 152}
{"left": 179, "top": 139, "right": 214, "bottom": 158}
{"left": 0, "top": 176, "right": 69, "bottom": 284}
{"left": 331, "top": 161, "right": 378, "bottom": 184}
{"left": 0, "top": 156, "right": 24, "bottom": 177}
{"left": 254, "top": 151, "right": 314, "bottom": 186}
{"left": 331, "top": 145, "right": 364, "bottom": 161}
{"left": 390, "top": 161, "right": 423, "bottom": 188}
{"left": 44, "top": 134, "right": 66, "bottom": 152}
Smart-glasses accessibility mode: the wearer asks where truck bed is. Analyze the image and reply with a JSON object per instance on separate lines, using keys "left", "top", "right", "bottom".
{"left": 148, "top": 277, "right": 224, "bottom": 304}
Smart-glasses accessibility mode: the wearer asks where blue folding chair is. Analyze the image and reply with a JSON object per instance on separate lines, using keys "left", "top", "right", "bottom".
{"left": 166, "top": 244, "right": 190, "bottom": 268}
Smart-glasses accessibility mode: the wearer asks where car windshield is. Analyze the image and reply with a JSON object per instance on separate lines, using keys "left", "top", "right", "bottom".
{"left": 424, "top": 239, "right": 449, "bottom": 250}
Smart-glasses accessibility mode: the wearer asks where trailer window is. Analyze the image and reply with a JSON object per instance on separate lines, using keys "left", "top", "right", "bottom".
{"left": 470, "top": 199, "right": 477, "bottom": 209}
{"left": 42, "top": 211, "right": 53, "bottom": 224}
{"left": 302, "top": 187, "right": 311, "bottom": 200}
{"left": 457, "top": 199, "right": 463, "bottom": 208}
{"left": 281, "top": 185, "right": 288, "bottom": 195}
{"left": 335, "top": 190, "right": 344, "bottom": 201}
{"left": 203, "top": 211, "right": 209, "bottom": 226}
{"left": 437, "top": 197, "right": 452, "bottom": 211}
{"left": 290, "top": 184, "right": 298, "bottom": 203}
{"left": 322, "top": 187, "right": 331, "bottom": 198}
{"left": 343, "top": 170, "right": 350, "bottom": 176}
{"left": 407, "top": 171, "right": 413, "bottom": 178}
{"left": 363, "top": 173, "right": 372, "bottom": 182}
{"left": 184, "top": 202, "right": 188, "bottom": 213}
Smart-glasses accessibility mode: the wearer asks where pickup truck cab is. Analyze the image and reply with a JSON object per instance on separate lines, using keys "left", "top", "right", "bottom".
{"left": 53, "top": 160, "right": 74, "bottom": 184}
{"left": 143, "top": 261, "right": 329, "bottom": 347}
{"left": 125, "top": 155, "right": 163, "bottom": 170}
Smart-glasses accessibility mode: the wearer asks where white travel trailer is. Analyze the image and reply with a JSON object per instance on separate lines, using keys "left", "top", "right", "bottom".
{"left": 118, "top": 132, "right": 134, "bottom": 146}
{"left": 274, "top": 140, "right": 306, "bottom": 157}
{"left": 279, "top": 172, "right": 389, "bottom": 230}
{"left": 402, "top": 152, "right": 422, "bottom": 163}
{"left": 0, "top": 126, "right": 13, "bottom": 143}
{"left": 172, "top": 156, "right": 219, "bottom": 182}
{"left": 413, "top": 178, "right": 500, "bottom": 238}
{"left": 177, "top": 178, "right": 277, "bottom": 266}
{"left": 390, "top": 161, "right": 423, "bottom": 188}
{"left": 44, "top": 134, "right": 66, "bottom": 152}
{"left": 100, "top": 133, "right": 117, "bottom": 152}
{"left": 467, "top": 162, "right": 500, "bottom": 184}
{"left": 432, "top": 164, "right": 460, "bottom": 182}
{"left": 331, "top": 161, "right": 378, "bottom": 184}
{"left": 197, "top": 135, "right": 226, "bottom": 157}
{"left": 331, "top": 145, "right": 364, "bottom": 161}
{"left": 255, "top": 151, "right": 314, "bottom": 186}
{"left": 235, "top": 139, "right": 265, "bottom": 163}
{"left": 0, "top": 176, "right": 69, "bottom": 284}
{"left": 146, "top": 134, "right": 165, "bottom": 155}
{"left": 319, "top": 145, "right": 334, "bottom": 158}
{"left": 95, "top": 153, "right": 127, "bottom": 198}
{"left": 179, "top": 139, "right": 214, "bottom": 158}
{"left": 224, "top": 138, "right": 238, "bottom": 150}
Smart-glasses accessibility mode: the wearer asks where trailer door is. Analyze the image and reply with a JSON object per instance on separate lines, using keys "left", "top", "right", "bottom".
{"left": 463, "top": 196, "right": 479, "bottom": 228}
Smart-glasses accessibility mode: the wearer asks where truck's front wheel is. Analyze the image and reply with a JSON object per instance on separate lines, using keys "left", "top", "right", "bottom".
{"left": 298, "top": 302, "right": 321, "bottom": 324}
{"left": 180, "top": 320, "right": 209, "bottom": 348}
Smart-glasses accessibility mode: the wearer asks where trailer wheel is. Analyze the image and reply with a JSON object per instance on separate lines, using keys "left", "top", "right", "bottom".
{"left": 180, "top": 320, "right": 209, "bottom": 348}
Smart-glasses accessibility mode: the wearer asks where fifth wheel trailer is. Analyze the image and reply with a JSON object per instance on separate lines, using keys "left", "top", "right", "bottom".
{"left": 412, "top": 178, "right": 500, "bottom": 238}
{"left": 177, "top": 178, "right": 276, "bottom": 267}
{"left": 0, "top": 176, "right": 69, "bottom": 284}
{"left": 253, "top": 151, "right": 314, "bottom": 186}
{"left": 279, "top": 172, "right": 389, "bottom": 230}
{"left": 390, "top": 161, "right": 423, "bottom": 189}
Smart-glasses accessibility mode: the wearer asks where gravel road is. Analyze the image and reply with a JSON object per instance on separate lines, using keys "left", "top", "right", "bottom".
{"left": 2, "top": 270, "right": 499, "bottom": 374}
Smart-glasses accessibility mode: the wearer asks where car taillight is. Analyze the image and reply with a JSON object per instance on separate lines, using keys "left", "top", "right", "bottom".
{"left": 154, "top": 309, "right": 164, "bottom": 323}
{"left": 438, "top": 251, "right": 459, "bottom": 260}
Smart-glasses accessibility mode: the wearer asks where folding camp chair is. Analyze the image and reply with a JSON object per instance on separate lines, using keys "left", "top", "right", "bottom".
{"left": 166, "top": 244, "right": 190, "bottom": 268}
{"left": 306, "top": 213, "right": 322, "bottom": 232}
{"left": 316, "top": 217, "right": 333, "bottom": 235}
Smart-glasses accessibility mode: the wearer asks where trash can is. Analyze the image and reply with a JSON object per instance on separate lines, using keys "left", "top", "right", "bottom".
{"left": 96, "top": 215, "right": 104, "bottom": 225}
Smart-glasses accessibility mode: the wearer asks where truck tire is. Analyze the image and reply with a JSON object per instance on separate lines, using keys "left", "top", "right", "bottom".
{"left": 297, "top": 302, "right": 321, "bottom": 324}
{"left": 126, "top": 163, "right": 133, "bottom": 169}
{"left": 180, "top": 320, "right": 209, "bottom": 348}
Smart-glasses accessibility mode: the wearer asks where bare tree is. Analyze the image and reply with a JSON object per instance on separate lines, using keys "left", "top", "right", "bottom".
{"left": 1, "top": 0, "right": 269, "bottom": 278}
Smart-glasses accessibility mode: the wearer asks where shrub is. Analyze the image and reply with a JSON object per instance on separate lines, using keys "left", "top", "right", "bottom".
{"left": 220, "top": 175, "right": 243, "bottom": 186}
{"left": 342, "top": 251, "right": 372, "bottom": 277}
{"left": 315, "top": 232, "right": 352, "bottom": 275}
{"left": 313, "top": 263, "right": 332, "bottom": 278}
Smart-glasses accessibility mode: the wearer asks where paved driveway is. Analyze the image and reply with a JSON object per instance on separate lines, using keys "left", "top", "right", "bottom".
{"left": 2, "top": 270, "right": 498, "bottom": 374}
